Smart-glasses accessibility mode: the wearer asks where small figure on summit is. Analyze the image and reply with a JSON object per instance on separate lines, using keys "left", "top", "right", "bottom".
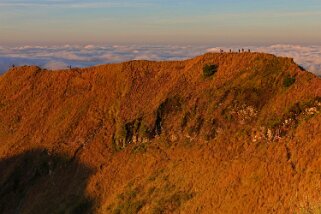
{"left": 11, "top": 64, "right": 15, "bottom": 68}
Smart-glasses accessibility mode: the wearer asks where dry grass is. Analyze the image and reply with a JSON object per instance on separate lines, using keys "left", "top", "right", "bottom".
{"left": 0, "top": 53, "right": 321, "bottom": 213}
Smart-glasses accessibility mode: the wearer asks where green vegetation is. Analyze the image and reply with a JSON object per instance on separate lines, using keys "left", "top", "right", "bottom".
{"left": 203, "top": 64, "right": 218, "bottom": 77}
{"left": 234, "top": 87, "right": 262, "bottom": 107}
{"left": 115, "top": 121, "right": 127, "bottom": 140}
{"left": 204, "top": 118, "right": 218, "bottom": 141}
{"left": 110, "top": 187, "right": 145, "bottom": 214}
{"left": 187, "top": 116, "right": 204, "bottom": 136}
{"left": 108, "top": 169, "right": 194, "bottom": 214}
{"left": 283, "top": 75, "right": 296, "bottom": 87}
{"left": 180, "top": 111, "right": 191, "bottom": 129}
{"left": 265, "top": 98, "right": 321, "bottom": 134}
{"left": 138, "top": 121, "right": 150, "bottom": 138}
{"left": 148, "top": 169, "right": 165, "bottom": 182}
{"left": 221, "top": 108, "right": 233, "bottom": 122}
{"left": 111, "top": 122, "right": 127, "bottom": 152}
{"left": 112, "top": 137, "right": 123, "bottom": 153}
{"left": 112, "top": 117, "right": 154, "bottom": 153}
{"left": 131, "top": 143, "right": 148, "bottom": 154}
{"left": 298, "top": 205, "right": 321, "bottom": 214}
{"left": 152, "top": 191, "right": 194, "bottom": 214}
{"left": 266, "top": 116, "right": 282, "bottom": 129}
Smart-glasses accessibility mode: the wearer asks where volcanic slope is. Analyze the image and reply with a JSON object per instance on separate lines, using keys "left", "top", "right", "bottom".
{"left": 1, "top": 53, "right": 321, "bottom": 213}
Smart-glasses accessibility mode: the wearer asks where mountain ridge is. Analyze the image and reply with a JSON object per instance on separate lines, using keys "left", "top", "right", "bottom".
{"left": 1, "top": 52, "right": 321, "bottom": 213}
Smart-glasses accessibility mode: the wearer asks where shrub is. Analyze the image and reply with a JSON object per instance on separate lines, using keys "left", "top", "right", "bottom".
{"left": 283, "top": 75, "right": 296, "bottom": 87}
{"left": 203, "top": 64, "right": 218, "bottom": 77}
{"left": 138, "top": 122, "right": 150, "bottom": 138}
{"left": 298, "top": 65, "right": 306, "bottom": 71}
{"left": 115, "top": 122, "right": 127, "bottom": 140}
{"left": 152, "top": 191, "right": 194, "bottom": 213}
{"left": 131, "top": 143, "right": 147, "bottom": 154}
{"left": 110, "top": 187, "right": 145, "bottom": 214}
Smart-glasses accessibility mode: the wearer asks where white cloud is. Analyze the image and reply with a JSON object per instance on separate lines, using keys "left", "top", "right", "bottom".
{"left": 252, "top": 44, "right": 321, "bottom": 75}
{"left": 133, "top": 54, "right": 161, "bottom": 61}
{"left": 44, "top": 61, "right": 68, "bottom": 70}
{"left": 84, "top": 45, "right": 96, "bottom": 49}
{"left": 207, "top": 48, "right": 221, "bottom": 53}
{"left": 0, "top": 44, "right": 320, "bottom": 76}
{"left": 99, "top": 53, "right": 127, "bottom": 62}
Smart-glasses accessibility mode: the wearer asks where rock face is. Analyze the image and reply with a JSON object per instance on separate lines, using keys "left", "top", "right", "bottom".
{"left": 0, "top": 53, "right": 321, "bottom": 213}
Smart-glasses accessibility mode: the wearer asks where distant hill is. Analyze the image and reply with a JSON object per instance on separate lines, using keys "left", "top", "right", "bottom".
{"left": 1, "top": 53, "right": 321, "bottom": 213}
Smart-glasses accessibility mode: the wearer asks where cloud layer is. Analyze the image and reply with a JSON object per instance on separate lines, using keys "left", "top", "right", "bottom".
{"left": 0, "top": 44, "right": 320, "bottom": 76}
{"left": 254, "top": 45, "right": 321, "bottom": 76}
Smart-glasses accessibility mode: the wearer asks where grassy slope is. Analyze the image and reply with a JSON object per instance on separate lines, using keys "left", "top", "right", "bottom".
{"left": 0, "top": 53, "right": 321, "bottom": 213}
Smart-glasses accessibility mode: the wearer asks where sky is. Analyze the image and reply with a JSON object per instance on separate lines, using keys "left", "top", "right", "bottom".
{"left": 0, "top": 0, "right": 321, "bottom": 45}
{"left": 0, "top": 1, "right": 320, "bottom": 75}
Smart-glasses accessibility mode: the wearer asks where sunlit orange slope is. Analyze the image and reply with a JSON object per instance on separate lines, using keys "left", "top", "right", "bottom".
{"left": 1, "top": 52, "right": 321, "bottom": 213}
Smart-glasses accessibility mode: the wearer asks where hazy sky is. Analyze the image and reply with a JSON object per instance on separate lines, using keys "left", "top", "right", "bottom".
{"left": 0, "top": 0, "right": 321, "bottom": 45}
